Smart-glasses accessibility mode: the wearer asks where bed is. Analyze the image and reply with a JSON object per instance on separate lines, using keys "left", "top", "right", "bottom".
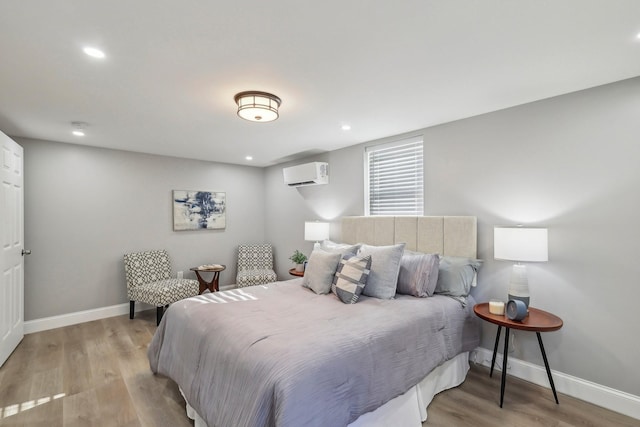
{"left": 148, "top": 216, "right": 481, "bottom": 427}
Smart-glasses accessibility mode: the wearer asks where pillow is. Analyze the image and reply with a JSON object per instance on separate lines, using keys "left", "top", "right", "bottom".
{"left": 302, "top": 250, "right": 342, "bottom": 295}
{"left": 434, "top": 256, "right": 482, "bottom": 297}
{"left": 358, "top": 243, "right": 405, "bottom": 299}
{"left": 396, "top": 252, "right": 440, "bottom": 297}
{"left": 331, "top": 254, "right": 372, "bottom": 304}
{"left": 320, "top": 239, "right": 360, "bottom": 255}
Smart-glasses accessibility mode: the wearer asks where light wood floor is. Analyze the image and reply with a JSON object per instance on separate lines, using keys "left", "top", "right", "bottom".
{"left": 1, "top": 311, "right": 638, "bottom": 427}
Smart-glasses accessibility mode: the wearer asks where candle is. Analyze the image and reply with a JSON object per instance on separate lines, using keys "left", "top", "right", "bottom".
{"left": 489, "top": 300, "right": 505, "bottom": 315}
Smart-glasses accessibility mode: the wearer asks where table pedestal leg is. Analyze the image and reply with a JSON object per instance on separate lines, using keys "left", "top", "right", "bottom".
{"left": 211, "top": 271, "right": 220, "bottom": 292}
{"left": 194, "top": 271, "right": 221, "bottom": 293}
{"left": 537, "top": 332, "right": 559, "bottom": 404}
{"left": 194, "top": 271, "right": 208, "bottom": 294}
{"left": 500, "top": 327, "right": 510, "bottom": 408}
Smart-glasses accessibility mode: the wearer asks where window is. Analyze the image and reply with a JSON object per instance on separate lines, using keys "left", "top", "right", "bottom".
{"left": 365, "top": 137, "right": 424, "bottom": 216}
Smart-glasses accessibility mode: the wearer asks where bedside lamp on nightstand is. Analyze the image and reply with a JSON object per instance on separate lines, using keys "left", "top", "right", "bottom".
{"left": 494, "top": 226, "right": 548, "bottom": 308}
{"left": 305, "top": 221, "right": 330, "bottom": 249}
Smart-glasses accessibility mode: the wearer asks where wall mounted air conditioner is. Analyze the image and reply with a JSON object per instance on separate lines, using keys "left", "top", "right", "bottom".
{"left": 283, "top": 162, "right": 329, "bottom": 187}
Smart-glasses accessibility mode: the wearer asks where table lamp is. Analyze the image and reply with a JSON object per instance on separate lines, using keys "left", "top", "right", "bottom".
{"left": 305, "top": 221, "right": 330, "bottom": 249}
{"left": 494, "top": 226, "right": 548, "bottom": 308}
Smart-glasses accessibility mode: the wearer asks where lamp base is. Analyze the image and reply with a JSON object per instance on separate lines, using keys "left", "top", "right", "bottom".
{"left": 508, "top": 264, "right": 530, "bottom": 308}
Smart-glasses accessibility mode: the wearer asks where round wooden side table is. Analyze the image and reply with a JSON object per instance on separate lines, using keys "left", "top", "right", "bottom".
{"left": 288, "top": 268, "right": 304, "bottom": 277}
{"left": 473, "top": 302, "right": 563, "bottom": 407}
{"left": 190, "top": 265, "right": 226, "bottom": 293}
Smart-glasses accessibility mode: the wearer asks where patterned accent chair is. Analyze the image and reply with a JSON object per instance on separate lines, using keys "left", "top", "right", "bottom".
{"left": 123, "top": 249, "right": 199, "bottom": 325}
{"left": 236, "top": 243, "right": 278, "bottom": 287}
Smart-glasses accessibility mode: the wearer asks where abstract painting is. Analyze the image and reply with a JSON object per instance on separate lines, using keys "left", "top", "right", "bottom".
{"left": 173, "top": 190, "right": 226, "bottom": 230}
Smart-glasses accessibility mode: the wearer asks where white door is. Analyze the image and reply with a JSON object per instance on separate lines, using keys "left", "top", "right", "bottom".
{"left": 0, "top": 131, "right": 24, "bottom": 367}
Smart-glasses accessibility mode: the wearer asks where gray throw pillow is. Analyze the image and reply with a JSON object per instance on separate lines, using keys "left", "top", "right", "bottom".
{"left": 358, "top": 243, "right": 405, "bottom": 299}
{"left": 397, "top": 252, "right": 440, "bottom": 297}
{"left": 434, "top": 256, "right": 482, "bottom": 297}
{"left": 302, "top": 250, "right": 342, "bottom": 295}
{"left": 331, "top": 254, "right": 372, "bottom": 304}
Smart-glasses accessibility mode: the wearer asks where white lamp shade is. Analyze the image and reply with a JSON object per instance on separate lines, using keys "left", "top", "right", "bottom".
{"left": 304, "top": 221, "right": 330, "bottom": 242}
{"left": 494, "top": 227, "right": 548, "bottom": 262}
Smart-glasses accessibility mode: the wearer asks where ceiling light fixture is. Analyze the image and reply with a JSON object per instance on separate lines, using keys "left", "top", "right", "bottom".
{"left": 234, "top": 91, "right": 281, "bottom": 122}
{"left": 71, "top": 121, "right": 87, "bottom": 137}
{"left": 341, "top": 124, "right": 351, "bottom": 131}
{"left": 83, "top": 46, "right": 105, "bottom": 59}
{"left": 245, "top": 156, "right": 253, "bottom": 161}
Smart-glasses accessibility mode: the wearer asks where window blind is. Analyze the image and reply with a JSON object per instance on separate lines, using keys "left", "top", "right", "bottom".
{"left": 365, "top": 137, "right": 424, "bottom": 216}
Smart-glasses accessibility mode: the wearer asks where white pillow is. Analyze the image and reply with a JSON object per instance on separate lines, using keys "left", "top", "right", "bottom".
{"left": 358, "top": 243, "right": 405, "bottom": 299}
{"left": 302, "top": 250, "right": 342, "bottom": 295}
{"left": 319, "top": 239, "right": 360, "bottom": 255}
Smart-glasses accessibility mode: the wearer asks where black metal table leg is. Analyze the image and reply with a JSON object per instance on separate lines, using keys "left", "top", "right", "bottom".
{"left": 490, "top": 325, "right": 502, "bottom": 377}
{"left": 537, "top": 332, "right": 559, "bottom": 404}
{"left": 156, "top": 306, "right": 164, "bottom": 325}
{"left": 499, "top": 327, "right": 510, "bottom": 408}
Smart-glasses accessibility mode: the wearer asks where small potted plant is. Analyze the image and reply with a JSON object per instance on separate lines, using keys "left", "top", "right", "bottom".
{"left": 289, "top": 250, "right": 308, "bottom": 272}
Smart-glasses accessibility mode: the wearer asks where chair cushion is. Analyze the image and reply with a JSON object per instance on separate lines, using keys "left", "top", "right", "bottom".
{"left": 236, "top": 269, "right": 277, "bottom": 287}
{"left": 128, "top": 279, "right": 199, "bottom": 306}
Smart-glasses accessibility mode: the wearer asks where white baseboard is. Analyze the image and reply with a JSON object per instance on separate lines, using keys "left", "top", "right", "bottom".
{"left": 23, "top": 289, "right": 240, "bottom": 334}
{"left": 24, "top": 302, "right": 152, "bottom": 334}
{"left": 470, "top": 347, "right": 640, "bottom": 421}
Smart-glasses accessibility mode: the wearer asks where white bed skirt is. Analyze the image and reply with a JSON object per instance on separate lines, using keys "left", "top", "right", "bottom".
{"left": 184, "top": 351, "right": 470, "bottom": 427}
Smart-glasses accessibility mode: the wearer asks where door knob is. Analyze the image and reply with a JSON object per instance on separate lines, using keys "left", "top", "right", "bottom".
{"left": 21, "top": 249, "right": 31, "bottom": 256}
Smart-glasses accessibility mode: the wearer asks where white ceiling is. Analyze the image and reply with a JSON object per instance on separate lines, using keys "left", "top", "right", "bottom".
{"left": 1, "top": 1, "right": 640, "bottom": 167}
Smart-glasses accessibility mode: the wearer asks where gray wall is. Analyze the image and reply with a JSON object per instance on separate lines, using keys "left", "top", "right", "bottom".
{"left": 264, "top": 144, "right": 365, "bottom": 274}
{"left": 20, "top": 138, "right": 265, "bottom": 320}
{"left": 264, "top": 76, "right": 640, "bottom": 397}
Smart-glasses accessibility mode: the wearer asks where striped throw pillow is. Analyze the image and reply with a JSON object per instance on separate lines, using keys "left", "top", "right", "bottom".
{"left": 331, "top": 254, "right": 372, "bottom": 304}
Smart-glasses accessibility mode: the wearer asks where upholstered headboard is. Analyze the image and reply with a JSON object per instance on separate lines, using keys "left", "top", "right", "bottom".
{"left": 341, "top": 216, "right": 477, "bottom": 258}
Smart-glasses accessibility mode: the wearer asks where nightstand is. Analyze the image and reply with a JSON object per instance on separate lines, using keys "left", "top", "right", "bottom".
{"left": 288, "top": 268, "right": 304, "bottom": 277}
{"left": 190, "top": 265, "right": 226, "bottom": 293}
{"left": 473, "top": 302, "right": 563, "bottom": 407}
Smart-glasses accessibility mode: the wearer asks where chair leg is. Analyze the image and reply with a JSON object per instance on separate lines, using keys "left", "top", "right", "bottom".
{"left": 130, "top": 301, "right": 135, "bottom": 319}
{"left": 156, "top": 306, "right": 163, "bottom": 325}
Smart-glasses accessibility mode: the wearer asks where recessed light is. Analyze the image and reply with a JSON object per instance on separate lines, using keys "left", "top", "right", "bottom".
{"left": 71, "top": 121, "right": 87, "bottom": 136}
{"left": 83, "top": 46, "right": 105, "bottom": 59}
{"left": 245, "top": 156, "right": 253, "bottom": 161}
{"left": 341, "top": 124, "right": 351, "bottom": 131}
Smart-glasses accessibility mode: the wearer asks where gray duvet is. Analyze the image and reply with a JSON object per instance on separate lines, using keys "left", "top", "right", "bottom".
{"left": 148, "top": 279, "right": 480, "bottom": 427}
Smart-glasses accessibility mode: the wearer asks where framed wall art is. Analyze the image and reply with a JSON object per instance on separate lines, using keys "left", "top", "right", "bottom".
{"left": 173, "top": 190, "right": 226, "bottom": 231}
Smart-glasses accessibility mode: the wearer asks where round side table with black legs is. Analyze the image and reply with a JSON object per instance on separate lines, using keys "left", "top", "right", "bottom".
{"left": 473, "top": 302, "right": 563, "bottom": 408}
